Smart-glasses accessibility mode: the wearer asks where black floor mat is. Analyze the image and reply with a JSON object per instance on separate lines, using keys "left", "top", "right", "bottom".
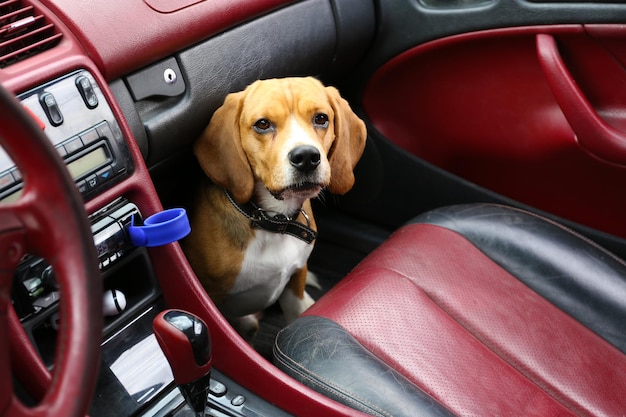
{"left": 252, "top": 272, "right": 336, "bottom": 360}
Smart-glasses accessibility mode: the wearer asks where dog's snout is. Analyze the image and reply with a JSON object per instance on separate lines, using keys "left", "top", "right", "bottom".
{"left": 288, "top": 145, "right": 321, "bottom": 173}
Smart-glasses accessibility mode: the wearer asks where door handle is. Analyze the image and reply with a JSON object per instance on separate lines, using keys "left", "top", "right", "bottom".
{"left": 536, "top": 33, "right": 626, "bottom": 165}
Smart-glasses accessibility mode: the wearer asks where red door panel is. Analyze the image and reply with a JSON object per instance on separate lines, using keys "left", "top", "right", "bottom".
{"left": 363, "top": 25, "right": 626, "bottom": 239}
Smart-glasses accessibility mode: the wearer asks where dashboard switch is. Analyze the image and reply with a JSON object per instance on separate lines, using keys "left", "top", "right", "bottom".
{"left": 76, "top": 75, "right": 99, "bottom": 109}
{"left": 39, "top": 92, "right": 63, "bottom": 126}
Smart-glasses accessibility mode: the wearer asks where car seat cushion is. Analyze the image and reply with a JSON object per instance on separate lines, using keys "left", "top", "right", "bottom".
{"left": 274, "top": 204, "right": 626, "bottom": 417}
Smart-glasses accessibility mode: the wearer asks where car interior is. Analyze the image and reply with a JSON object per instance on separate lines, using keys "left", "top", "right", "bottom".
{"left": 2, "top": 0, "right": 626, "bottom": 416}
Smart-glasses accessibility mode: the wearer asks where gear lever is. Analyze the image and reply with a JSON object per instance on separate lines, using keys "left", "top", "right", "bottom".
{"left": 153, "top": 310, "right": 212, "bottom": 416}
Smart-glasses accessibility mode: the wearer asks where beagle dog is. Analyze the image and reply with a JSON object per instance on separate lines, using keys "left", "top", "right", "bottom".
{"left": 184, "top": 77, "right": 366, "bottom": 338}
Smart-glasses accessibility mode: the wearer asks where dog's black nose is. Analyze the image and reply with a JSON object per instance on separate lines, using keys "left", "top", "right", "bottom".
{"left": 288, "top": 145, "right": 321, "bottom": 173}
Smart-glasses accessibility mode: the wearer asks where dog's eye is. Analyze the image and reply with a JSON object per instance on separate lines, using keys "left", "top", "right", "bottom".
{"left": 253, "top": 118, "right": 274, "bottom": 133}
{"left": 313, "top": 113, "right": 329, "bottom": 129}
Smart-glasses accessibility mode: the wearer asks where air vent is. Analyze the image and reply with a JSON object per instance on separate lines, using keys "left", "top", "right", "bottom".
{"left": 0, "top": 0, "right": 62, "bottom": 68}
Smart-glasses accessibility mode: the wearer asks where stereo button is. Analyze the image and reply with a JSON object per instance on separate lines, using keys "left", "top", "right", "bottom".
{"left": 64, "top": 137, "right": 84, "bottom": 154}
{"left": 96, "top": 122, "right": 114, "bottom": 140}
{"left": 56, "top": 145, "right": 67, "bottom": 158}
{"left": 97, "top": 166, "right": 114, "bottom": 183}
{"left": 77, "top": 180, "right": 88, "bottom": 194}
{"left": 0, "top": 172, "right": 14, "bottom": 190}
{"left": 81, "top": 128, "right": 100, "bottom": 145}
{"left": 85, "top": 174, "right": 98, "bottom": 190}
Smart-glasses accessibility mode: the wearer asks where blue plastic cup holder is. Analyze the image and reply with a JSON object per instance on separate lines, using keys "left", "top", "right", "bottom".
{"left": 128, "top": 208, "right": 191, "bottom": 247}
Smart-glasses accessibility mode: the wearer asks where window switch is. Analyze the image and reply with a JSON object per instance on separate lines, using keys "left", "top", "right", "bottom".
{"left": 39, "top": 92, "right": 63, "bottom": 126}
{"left": 76, "top": 75, "right": 99, "bottom": 109}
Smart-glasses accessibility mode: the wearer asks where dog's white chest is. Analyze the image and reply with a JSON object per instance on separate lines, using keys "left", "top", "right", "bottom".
{"left": 222, "top": 230, "right": 313, "bottom": 317}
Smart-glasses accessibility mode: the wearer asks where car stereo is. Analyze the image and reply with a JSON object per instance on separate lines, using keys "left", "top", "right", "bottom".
{"left": 12, "top": 198, "right": 142, "bottom": 321}
{"left": 0, "top": 69, "right": 133, "bottom": 202}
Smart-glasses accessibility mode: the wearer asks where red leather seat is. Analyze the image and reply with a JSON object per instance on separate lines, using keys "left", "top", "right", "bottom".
{"left": 274, "top": 204, "right": 626, "bottom": 417}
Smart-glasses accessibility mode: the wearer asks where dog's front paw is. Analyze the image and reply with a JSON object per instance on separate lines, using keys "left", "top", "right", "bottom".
{"left": 305, "top": 271, "right": 322, "bottom": 291}
{"left": 279, "top": 289, "right": 315, "bottom": 324}
{"left": 230, "top": 313, "right": 262, "bottom": 341}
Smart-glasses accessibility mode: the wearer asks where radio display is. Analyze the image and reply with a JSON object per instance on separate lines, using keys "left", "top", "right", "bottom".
{"left": 67, "top": 147, "right": 108, "bottom": 180}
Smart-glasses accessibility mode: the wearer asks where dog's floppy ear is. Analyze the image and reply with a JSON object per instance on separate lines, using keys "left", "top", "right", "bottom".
{"left": 325, "top": 86, "right": 367, "bottom": 195}
{"left": 193, "top": 91, "right": 255, "bottom": 203}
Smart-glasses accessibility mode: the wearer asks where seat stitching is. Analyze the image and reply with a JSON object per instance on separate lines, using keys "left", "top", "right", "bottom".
{"left": 273, "top": 335, "right": 394, "bottom": 417}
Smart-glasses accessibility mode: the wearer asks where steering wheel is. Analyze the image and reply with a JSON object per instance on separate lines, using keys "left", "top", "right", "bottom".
{"left": 0, "top": 83, "right": 102, "bottom": 416}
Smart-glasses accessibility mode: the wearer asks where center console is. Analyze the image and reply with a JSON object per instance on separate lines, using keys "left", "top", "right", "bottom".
{"left": 6, "top": 70, "right": 291, "bottom": 417}
{"left": 0, "top": 70, "right": 133, "bottom": 203}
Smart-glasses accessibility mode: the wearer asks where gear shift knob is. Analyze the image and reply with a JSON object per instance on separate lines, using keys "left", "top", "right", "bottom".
{"left": 153, "top": 310, "right": 212, "bottom": 416}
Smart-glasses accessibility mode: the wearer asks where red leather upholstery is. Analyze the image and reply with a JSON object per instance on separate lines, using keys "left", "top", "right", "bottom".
{"left": 277, "top": 205, "right": 626, "bottom": 416}
{"left": 43, "top": 0, "right": 297, "bottom": 79}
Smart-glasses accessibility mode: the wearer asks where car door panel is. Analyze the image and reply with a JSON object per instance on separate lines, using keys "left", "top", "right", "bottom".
{"left": 363, "top": 25, "right": 626, "bottom": 238}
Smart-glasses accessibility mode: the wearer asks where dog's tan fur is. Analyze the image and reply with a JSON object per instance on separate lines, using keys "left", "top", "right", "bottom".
{"left": 184, "top": 77, "right": 366, "bottom": 335}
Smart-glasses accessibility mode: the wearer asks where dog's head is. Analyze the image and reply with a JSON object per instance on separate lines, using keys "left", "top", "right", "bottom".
{"left": 194, "top": 77, "right": 366, "bottom": 206}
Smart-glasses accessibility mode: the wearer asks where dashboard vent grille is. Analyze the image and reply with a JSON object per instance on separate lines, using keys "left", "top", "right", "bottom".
{"left": 0, "top": 0, "right": 62, "bottom": 68}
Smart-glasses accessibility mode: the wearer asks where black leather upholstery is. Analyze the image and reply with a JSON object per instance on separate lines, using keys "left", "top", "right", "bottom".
{"left": 274, "top": 316, "right": 457, "bottom": 417}
{"left": 415, "top": 204, "right": 626, "bottom": 353}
